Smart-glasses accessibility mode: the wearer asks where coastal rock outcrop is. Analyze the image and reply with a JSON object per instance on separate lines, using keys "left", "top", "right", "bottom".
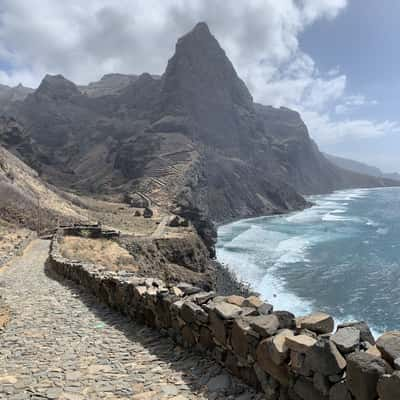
{"left": 49, "top": 230, "right": 400, "bottom": 400}
{"left": 3, "top": 22, "right": 397, "bottom": 258}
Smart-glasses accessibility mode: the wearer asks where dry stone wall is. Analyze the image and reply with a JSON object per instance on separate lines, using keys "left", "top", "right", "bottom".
{"left": 49, "top": 234, "right": 400, "bottom": 400}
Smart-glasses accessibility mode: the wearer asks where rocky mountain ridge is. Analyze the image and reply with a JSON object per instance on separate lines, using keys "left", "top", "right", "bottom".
{"left": 1, "top": 22, "right": 398, "bottom": 255}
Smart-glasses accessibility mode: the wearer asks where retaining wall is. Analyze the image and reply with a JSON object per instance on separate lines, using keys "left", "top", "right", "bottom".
{"left": 49, "top": 234, "right": 400, "bottom": 400}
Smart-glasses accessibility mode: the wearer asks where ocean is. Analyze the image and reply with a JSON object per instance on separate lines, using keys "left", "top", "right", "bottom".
{"left": 217, "top": 187, "right": 400, "bottom": 336}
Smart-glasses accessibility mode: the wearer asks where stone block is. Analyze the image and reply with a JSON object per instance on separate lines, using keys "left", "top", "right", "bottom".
{"left": 209, "top": 309, "right": 227, "bottom": 345}
{"left": 248, "top": 314, "right": 280, "bottom": 338}
{"left": 377, "top": 331, "right": 400, "bottom": 366}
{"left": 181, "top": 301, "right": 208, "bottom": 324}
{"left": 306, "top": 338, "right": 346, "bottom": 376}
{"left": 285, "top": 334, "right": 317, "bottom": 353}
{"left": 331, "top": 327, "right": 360, "bottom": 354}
{"left": 297, "top": 312, "right": 334, "bottom": 334}
{"left": 231, "top": 318, "right": 251, "bottom": 358}
{"left": 338, "top": 321, "right": 375, "bottom": 345}
{"left": 347, "top": 352, "right": 391, "bottom": 400}
{"left": 256, "top": 339, "right": 291, "bottom": 386}
{"left": 377, "top": 371, "right": 400, "bottom": 400}
{"left": 243, "top": 296, "right": 264, "bottom": 308}
{"left": 226, "top": 295, "right": 245, "bottom": 306}
{"left": 267, "top": 329, "right": 294, "bottom": 365}
{"left": 274, "top": 311, "right": 295, "bottom": 329}
{"left": 213, "top": 302, "right": 242, "bottom": 320}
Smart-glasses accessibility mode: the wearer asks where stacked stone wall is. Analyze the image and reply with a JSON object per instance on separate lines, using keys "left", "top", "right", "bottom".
{"left": 49, "top": 234, "right": 400, "bottom": 399}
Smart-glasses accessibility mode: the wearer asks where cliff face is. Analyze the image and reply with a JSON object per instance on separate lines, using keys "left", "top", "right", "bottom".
{"left": 3, "top": 22, "right": 397, "bottom": 254}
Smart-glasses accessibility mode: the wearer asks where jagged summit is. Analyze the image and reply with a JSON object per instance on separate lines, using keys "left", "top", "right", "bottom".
{"left": 178, "top": 21, "right": 212, "bottom": 42}
{"left": 36, "top": 74, "right": 80, "bottom": 100}
{"left": 160, "top": 21, "right": 253, "bottom": 147}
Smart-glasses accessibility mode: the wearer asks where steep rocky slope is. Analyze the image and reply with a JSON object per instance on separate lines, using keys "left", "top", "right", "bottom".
{"left": 0, "top": 144, "right": 83, "bottom": 230}
{"left": 4, "top": 22, "right": 397, "bottom": 254}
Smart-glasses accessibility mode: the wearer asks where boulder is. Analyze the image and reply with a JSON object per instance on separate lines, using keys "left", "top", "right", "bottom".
{"left": 189, "top": 291, "right": 216, "bottom": 305}
{"left": 286, "top": 334, "right": 317, "bottom": 354}
{"left": 176, "top": 283, "right": 202, "bottom": 295}
{"left": 377, "top": 371, "right": 400, "bottom": 400}
{"left": 231, "top": 318, "right": 251, "bottom": 358}
{"left": 134, "top": 210, "right": 141, "bottom": 217}
{"left": 274, "top": 310, "right": 296, "bottom": 329}
{"left": 213, "top": 301, "right": 242, "bottom": 320}
{"left": 243, "top": 296, "right": 264, "bottom": 308}
{"left": 297, "top": 312, "right": 334, "bottom": 334}
{"left": 377, "top": 331, "right": 400, "bottom": 365}
{"left": 226, "top": 295, "right": 245, "bottom": 307}
{"left": 256, "top": 339, "right": 291, "bottom": 385}
{"left": 338, "top": 321, "right": 375, "bottom": 345}
{"left": 248, "top": 315, "right": 280, "bottom": 338}
{"left": 306, "top": 338, "right": 346, "bottom": 376}
{"left": 267, "top": 329, "right": 295, "bottom": 365}
{"left": 347, "top": 352, "right": 391, "bottom": 400}
{"left": 180, "top": 301, "right": 208, "bottom": 324}
{"left": 258, "top": 303, "right": 273, "bottom": 315}
{"left": 331, "top": 327, "right": 360, "bottom": 354}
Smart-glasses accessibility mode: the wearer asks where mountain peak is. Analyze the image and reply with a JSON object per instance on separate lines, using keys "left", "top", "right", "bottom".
{"left": 36, "top": 74, "right": 80, "bottom": 100}
{"left": 160, "top": 22, "right": 253, "bottom": 146}
{"left": 185, "top": 21, "right": 211, "bottom": 39}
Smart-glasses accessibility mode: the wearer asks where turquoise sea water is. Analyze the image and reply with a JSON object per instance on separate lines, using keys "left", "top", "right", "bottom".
{"left": 217, "top": 187, "right": 400, "bottom": 335}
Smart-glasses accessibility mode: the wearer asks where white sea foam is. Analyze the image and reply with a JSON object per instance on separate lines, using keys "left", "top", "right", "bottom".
{"left": 377, "top": 227, "right": 389, "bottom": 235}
{"left": 322, "top": 212, "right": 353, "bottom": 222}
{"left": 218, "top": 187, "right": 398, "bottom": 334}
{"left": 274, "top": 236, "right": 311, "bottom": 264}
{"left": 366, "top": 219, "right": 379, "bottom": 227}
{"left": 256, "top": 271, "right": 313, "bottom": 316}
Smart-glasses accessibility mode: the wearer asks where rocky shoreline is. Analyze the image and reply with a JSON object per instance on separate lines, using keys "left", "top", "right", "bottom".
{"left": 49, "top": 227, "right": 400, "bottom": 399}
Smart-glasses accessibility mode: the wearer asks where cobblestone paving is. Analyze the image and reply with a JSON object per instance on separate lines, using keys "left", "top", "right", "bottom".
{"left": 0, "top": 240, "right": 261, "bottom": 400}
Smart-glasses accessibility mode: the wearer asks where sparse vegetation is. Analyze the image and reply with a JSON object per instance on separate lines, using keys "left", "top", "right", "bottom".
{"left": 59, "top": 236, "right": 139, "bottom": 272}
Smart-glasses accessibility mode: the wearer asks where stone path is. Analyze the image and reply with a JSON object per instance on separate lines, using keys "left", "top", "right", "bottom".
{"left": 0, "top": 240, "right": 261, "bottom": 400}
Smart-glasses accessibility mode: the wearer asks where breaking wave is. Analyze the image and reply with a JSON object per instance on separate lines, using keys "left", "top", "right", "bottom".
{"left": 217, "top": 187, "right": 400, "bottom": 334}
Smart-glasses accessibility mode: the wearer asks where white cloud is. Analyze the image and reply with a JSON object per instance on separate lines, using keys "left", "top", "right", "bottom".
{"left": 0, "top": 0, "right": 397, "bottom": 148}
{"left": 0, "top": 0, "right": 347, "bottom": 87}
{"left": 335, "top": 95, "right": 378, "bottom": 115}
{"left": 303, "top": 110, "right": 400, "bottom": 144}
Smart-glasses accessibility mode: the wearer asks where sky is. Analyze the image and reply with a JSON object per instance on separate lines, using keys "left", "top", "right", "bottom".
{"left": 0, "top": 0, "right": 398, "bottom": 171}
